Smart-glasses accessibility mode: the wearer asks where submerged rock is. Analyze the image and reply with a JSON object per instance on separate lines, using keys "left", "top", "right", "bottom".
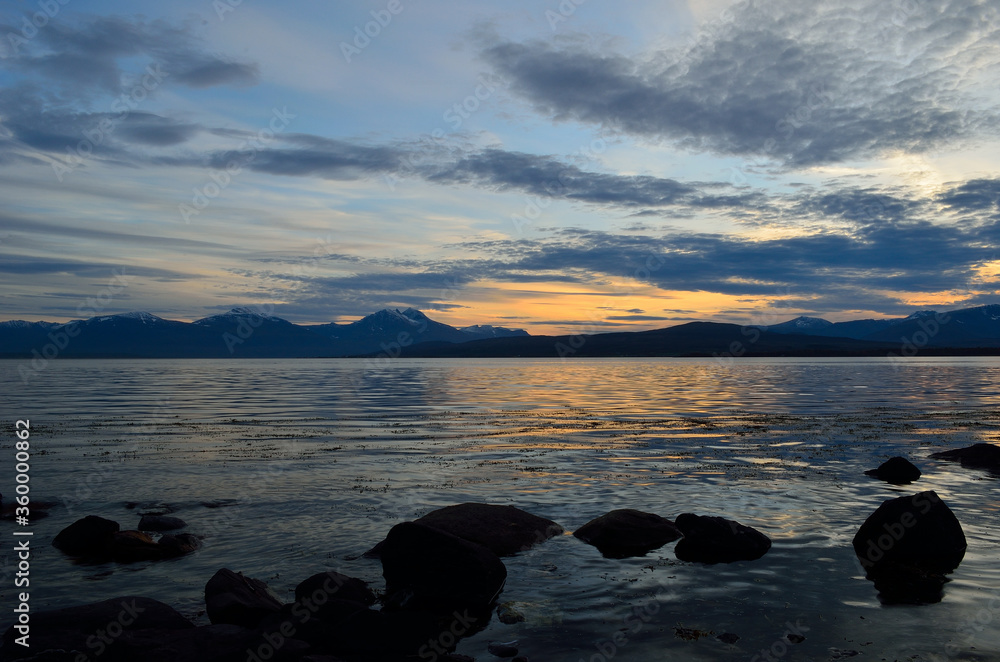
{"left": 864, "top": 456, "right": 921, "bottom": 484}
{"left": 51, "top": 515, "right": 120, "bottom": 557}
{"left": 110, "top": 530, "right": 173, "bottom": 562}
{"left": 930, "top": 442, "right": 1000, "bottom": 474}
{"left": 205, "top": 568, "right": 284, "bottom": 628}
{"left": 852, "top": 490, "right": 966, "bottom": 604}
{"left": 379, "top": 521, "right": 507, "bottom": 614}
{"left": 158, "top": 533, "right": 202, "bottom": 556}
{"left": 497, "top": 602, "right": 527, "bottom": 624}
{"left": 138, "top": 514, "right": 187, "bottom": 531}
{"left": 573, "top": 509, "right": 681, "bottom": 558}
{"left": 673, "top": 513, "right": 771, "bottom": 563}
{"left": 488, "top": 640, "right": 519, "bottom": 657}
{"left": 0, "top": 596, "right": 194, "bottom": 659}
{"left": 368, "top": 503, "right": 563, "bottom": 558}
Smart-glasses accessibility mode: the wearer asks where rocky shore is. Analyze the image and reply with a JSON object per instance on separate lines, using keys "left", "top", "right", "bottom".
{"left": 2, "top": 443, "right": 993, "bottom": 661}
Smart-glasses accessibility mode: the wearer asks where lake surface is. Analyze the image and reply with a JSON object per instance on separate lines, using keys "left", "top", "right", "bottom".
{"left": 2, "top": 357, "right": 1000, "bottom": 661}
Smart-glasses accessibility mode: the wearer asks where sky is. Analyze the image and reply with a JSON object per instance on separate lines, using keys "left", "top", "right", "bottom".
{"left": 1, "top": 0, "right": 999, "bottom": 334}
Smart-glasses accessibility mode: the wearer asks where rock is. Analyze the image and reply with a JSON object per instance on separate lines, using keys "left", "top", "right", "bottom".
{"left": 852, "top": 490, "right": 966, "bottom": 604}
{"left": 380, "top": 521, "right": 507, "bottom": 614}
{"left": 931, "top": 442, "right": 1000, "bottom": 473}
{"left": 294, "top": 607, "right": 455, "bottom": 658}
{"left": 110, "top": 530, "right": 174, "bottom": 562}
{"left": 673, "top": 513, "right": 771, "bottom": 563}
{"left": 497, "top": 602, "right": 526, "bottom": 624}
{"left": 205, "top": 568, "right": 284, "bottom": 628}
{"left": 674, "top": 626, "right": 713, "bottom": 641}
{"left": 368, "top": 503, "right": 563, "bottom": 558}
{"left": 295, "top": 571, "right": 376, "bottom": 607}
{"left": 488, "top": 640, "right": 519, "bottom": 657}
{"left": 717, "top": 632, "right": 740, "bottom": 644}
{"left": 158, "top": 533, "right": 202, "bottom": 556}
{"left": 116, "top": 624, "right": 309, "bottom": 662}
{"left": 51, "top": 515, "right": 120, "bottom": 557}
{"left": 0, "top": 596, "right": 193, "bottom": 659}
{"left": 864, "top": 456, "right": 921, "bottom": 484}
{"left": 139, "top": 514, "right": 187, "bottom": 531}
{"left": 573, "top": 509, "right": 681, "bottom": 558}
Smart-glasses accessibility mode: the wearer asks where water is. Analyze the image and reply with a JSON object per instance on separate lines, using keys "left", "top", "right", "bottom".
{"left": 2, "top": 357, "right": 1000, "bottom": 661}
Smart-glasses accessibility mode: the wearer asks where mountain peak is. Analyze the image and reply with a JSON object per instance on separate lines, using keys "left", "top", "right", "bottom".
{"left": 227, "top": 306, "right": 275, "bottom": 317}
{"left": 114, "top": 311, "right": 164, "bottom": 323}
{"left": 771, "top": 316, "right": 833, "bottom": 329}
{"left": 192, "top": 307, "right": 282, "bottom": 326}
{"left": 400, "top": 307, "right": 429, "bottom": 321}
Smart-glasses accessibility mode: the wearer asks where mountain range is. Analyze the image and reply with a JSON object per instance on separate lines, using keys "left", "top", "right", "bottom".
{"left": 0, "top": 307, "right": 527, "bottom": 359}
{"left": 2, "top": 304, "right": 1000, "bottom": 359}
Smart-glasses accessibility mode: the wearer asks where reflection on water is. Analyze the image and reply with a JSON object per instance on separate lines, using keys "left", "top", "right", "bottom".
{"left": 2, "top": 357, "right": 1000, "bottom": 660}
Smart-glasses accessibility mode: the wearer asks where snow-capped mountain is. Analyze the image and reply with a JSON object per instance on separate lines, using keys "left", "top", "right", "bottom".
{"left": 764, "top": 316, "right": 834, "bottom": 334}
{"left": 0, "top": 307, "right": 530, "bottom": 358}
{"left": 460, "top": 324, "right": 530, "bottom": 339}
{"left": 763, "top": 305, "right": 1000, "bottom": 346}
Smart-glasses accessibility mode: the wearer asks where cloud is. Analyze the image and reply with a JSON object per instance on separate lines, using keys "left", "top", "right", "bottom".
{"left": 114, "top": 113, "right": 201, "bottom": 146}
{"left": 169, "top": 59, "right": 259, "bottom": 88}
{"left": 483, "top": 0, "right": 1000, "bottom": 166}
{"left": 0, "top": 16, "right": 260, "bottom": 97}
{"left": 209, "top": 140, "right": 760, "bottom": 212}
{"left": 235, "top": 182, "right": 1000, "bottom": 319}
{"left": 0, "top": 254, "right": 188, "bottom": 280}
{"left": 939, "top": 178, "right": 1000, "bottom": 212}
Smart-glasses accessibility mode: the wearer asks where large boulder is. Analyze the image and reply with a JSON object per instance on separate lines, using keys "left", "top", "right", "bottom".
{"left": 1, "top": 596, "right": 194, "bottom": 659}
{"left": 295, "top": 571, "right": 376, "bottom": 607}
{"left": 205, "top": 568, "right": 284, "bottom": 628}
{"left": 673, "top": 513, "right": 771, "bottom": 563}
{"left": 379, "top": 521, "right": 507, "bottom": 614}
{"left": 368, "top": 503, "right": 562, "bottom": 558}
{"left": 573, "top": 509, "right": 682, "bottom": 558}
{"left": 864, "top": 456, "right": 921, "bottom": 484}
{"left": 852, "top": 490, "right": 966, "bottom": 604}
{"left": 293, "top": 607, "right": 457, "bottom": 659}
{"left": 930, "top": 443, "right": 1000, "bottom": 473}
{"left": 289, "top": 571, "right": 377, "bottom": 625}
{"left": 51, "top": 515, "right": 120, "bottom": 557}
